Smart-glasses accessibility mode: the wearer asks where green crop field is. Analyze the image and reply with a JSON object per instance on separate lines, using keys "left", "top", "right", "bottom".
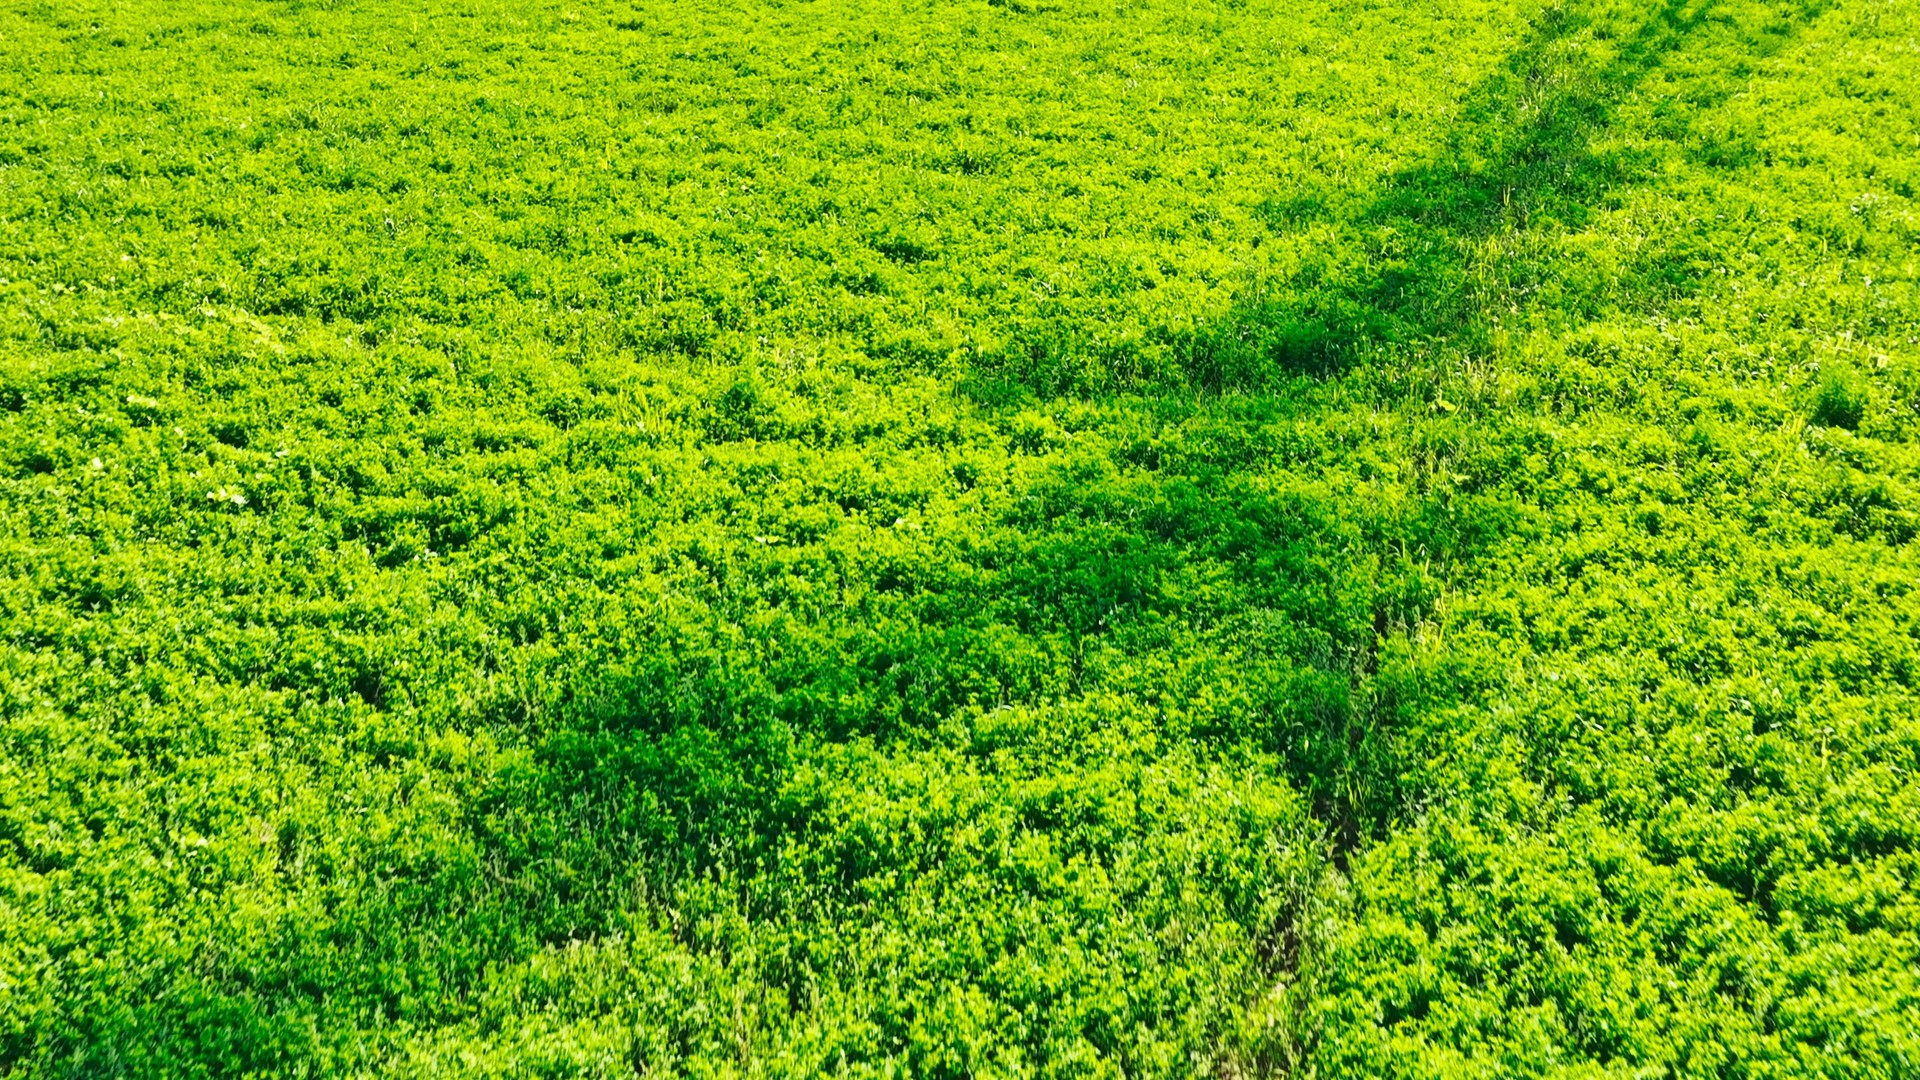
{"left": 3, "top": 0, "right": 1918, "bottom": 1074}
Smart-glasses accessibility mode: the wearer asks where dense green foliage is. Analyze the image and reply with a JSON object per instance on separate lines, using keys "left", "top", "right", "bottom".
{"left": 3, "top": 0, "right": 1918, "bottom": 1074}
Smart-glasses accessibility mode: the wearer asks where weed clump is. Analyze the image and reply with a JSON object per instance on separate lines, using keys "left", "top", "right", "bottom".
{"left": 1811, "top": 364, "right": 1867, "bottom": 429}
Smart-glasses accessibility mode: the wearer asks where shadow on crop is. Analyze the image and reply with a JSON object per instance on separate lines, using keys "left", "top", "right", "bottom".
{"left": 987, "top": 0, "right": 1835, "bottom": 826}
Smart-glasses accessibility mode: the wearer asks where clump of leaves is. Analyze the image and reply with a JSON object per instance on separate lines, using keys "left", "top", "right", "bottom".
{"left": 1811, "top": 364, "right": 1867, "bottom": 429}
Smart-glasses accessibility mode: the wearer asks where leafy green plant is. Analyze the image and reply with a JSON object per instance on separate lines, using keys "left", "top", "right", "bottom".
{"left": 1811, "top": 363, "right": 1868, "bottom": 429}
